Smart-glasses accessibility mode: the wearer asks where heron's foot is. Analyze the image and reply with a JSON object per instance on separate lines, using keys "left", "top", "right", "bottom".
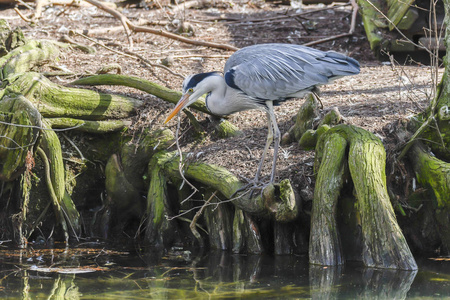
{"left": 232, "top": 176, "right": 271, "bottom": 198}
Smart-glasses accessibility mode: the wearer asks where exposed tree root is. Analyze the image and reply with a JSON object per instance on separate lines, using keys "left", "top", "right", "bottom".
{"left": 0, "top": 93, "right": 40, "bottom": 181}
{"left": 149, "top": 150, "right": 298, "bottom": 220}
{"left": 309, "top": 132, "right": 347, "bottom": 266}
{"left": 409, "top": 142, "right": 450, "bottom": 252}
{"left": 8, "top": 72, "right": 143, "bottom": 120}
{"left": 312, "top": 125, "right": 417, "bottom": 270}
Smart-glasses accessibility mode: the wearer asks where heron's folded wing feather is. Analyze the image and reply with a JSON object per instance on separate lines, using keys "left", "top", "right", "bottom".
{"left": 224, "top": 44, "right": 359, "bottom": 100}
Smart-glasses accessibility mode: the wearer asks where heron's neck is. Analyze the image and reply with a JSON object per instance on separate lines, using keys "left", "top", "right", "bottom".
{"left": 204, "top": 76, "right": 229, "bottom": 116}
{"left": 205, "top": 75, "right": 261, "bottom": 116}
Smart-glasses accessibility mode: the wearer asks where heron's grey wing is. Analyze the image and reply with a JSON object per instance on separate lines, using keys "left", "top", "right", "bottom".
{"left": 224, "top": 44, "right": 359, "bottom": 100}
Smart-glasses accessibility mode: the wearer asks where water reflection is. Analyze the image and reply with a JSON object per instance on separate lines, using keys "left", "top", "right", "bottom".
{"left": 0, "top": 248, "right": 448, "bottom": 299}
{"left": 309, "top": 265, "right": 418, "bottom": 299}
{"left": 309, "top": 265, "right": 343, "bottom": 299}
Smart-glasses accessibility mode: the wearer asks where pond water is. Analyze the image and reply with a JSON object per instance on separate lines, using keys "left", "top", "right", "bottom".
{"left": 0, "top": 247, "right": 449, "bottom": 299}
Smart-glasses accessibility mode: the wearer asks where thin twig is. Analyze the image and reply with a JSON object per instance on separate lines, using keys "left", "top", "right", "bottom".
{"left": 177, "top": 217, "right": 208, "bottom": 233}
{"left": 61, "top": 133, "right": 86, "bottom": 161}
{"left": 16, "top": 0, "right": 34, "bottom": 10}
{"left": 83, "top": 0, "right": 133, "bottom": 48}
{"left": 148, "top": 47, "right": 208, "bottom": 54}
{"left": 0, "top": 136, "right": 36, "bottom": 150}
{"left": 0, "top": 119, "right": 84, "bottom": 131}
{"left": 122, "top": 48, "right": 185, "bottom": 78}
{"left": 72, "top": 31, "right": 135, "bottom": 58}
{"left": 27, "top": 201, "right": 52, "bottom": 239}
{"left": 0, "top": 136, "right": 28, "bottom": 151}
{"left": 150, "top": 54, "right": 230, "bottom": 60}
{"left": 175, "top": 116, "right": 199, "bottom": 203}
{"left": 211, "top": 4, "right": 350, "bottom": 25}
{"left": 432, "top": 116, "right": 446, "bottom": 149}
{"left": 80, "top": 19, "right": 159, "bottom": 36}
{"left": 349, "top": 0, "right": 358, "bottom": 34}
{"left": 13, "top": 7, "right": 32, "bottom": 23}
{"left": 167, "top": 188, "right": 251, "bottom": 221}
{"left": 303, "top": 33, "right": 352, "bottom": 47}
{"left": 394, "top": 0, "right": 444, "bottom": 160}
{"left": 383, "top": 50, "right": 425, "bottom": 111}
{"left": 189, "top": 191, "right": 217, "bottom": 247}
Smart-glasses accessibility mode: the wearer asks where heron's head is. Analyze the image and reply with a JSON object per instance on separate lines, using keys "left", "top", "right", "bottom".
{"left": 164, "top": 72, "right": 220, "bottom": 123}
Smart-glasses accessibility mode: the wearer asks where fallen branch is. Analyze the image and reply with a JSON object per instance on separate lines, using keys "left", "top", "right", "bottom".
{"left": 15, "top": 0, "right": 34, "bottom": 9}
{"left": 82, "top": 0, "right": 238, "bottom": 51}
{"left": 130, "top": 24, "right": 238, "bottom": 51}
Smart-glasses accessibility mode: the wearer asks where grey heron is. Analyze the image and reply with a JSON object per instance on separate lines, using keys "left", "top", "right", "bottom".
{"left": 164, "top": 43, "right": 360, "bottom": 185}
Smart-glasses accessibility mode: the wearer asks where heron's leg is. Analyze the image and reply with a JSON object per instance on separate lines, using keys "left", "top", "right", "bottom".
{"left": 254, "top": 111, "right": 274, "bottom": 182}
{"left": 230, "top": 113, "right": 272, "bottom": 198}
{"left": 231, "top": 105, "right": 277, "bottom": 197}
{"left": 266, "top": 102, "right": 280, "bottom": 183}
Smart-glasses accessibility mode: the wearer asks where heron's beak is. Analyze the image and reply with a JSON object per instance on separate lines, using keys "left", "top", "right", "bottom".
{"left": 164, "top": 93, "right": 190, "bottom": 124}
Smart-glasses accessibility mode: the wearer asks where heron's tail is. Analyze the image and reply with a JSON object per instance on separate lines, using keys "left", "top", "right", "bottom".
{"left": 322, "top": 51, "right": 361, "bottom": 77}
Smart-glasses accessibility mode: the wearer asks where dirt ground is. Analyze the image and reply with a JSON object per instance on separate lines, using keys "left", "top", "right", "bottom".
{"left": 1, "top": 1, "right": 439, "bottom": 193}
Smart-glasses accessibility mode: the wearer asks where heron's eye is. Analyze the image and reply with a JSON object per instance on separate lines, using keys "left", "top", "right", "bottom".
{"left": 188, "top": 88, "right": 194, "bottom": 93}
